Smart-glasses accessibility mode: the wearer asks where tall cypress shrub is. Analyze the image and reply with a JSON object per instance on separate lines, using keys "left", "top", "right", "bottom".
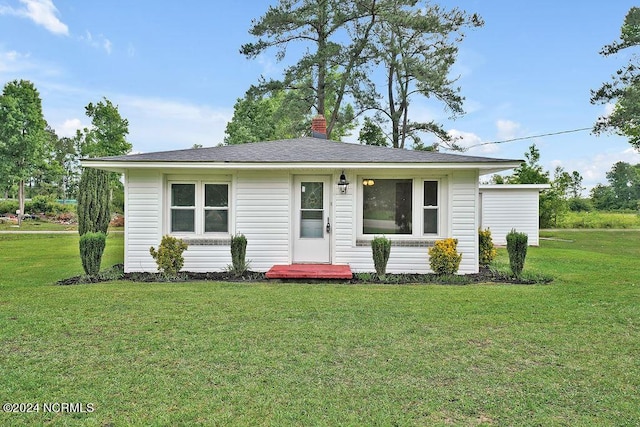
{"left": 78, "top": 167, "right": 111, "bottom": 275}
{"left": 506, "top": 229, "right": 528, "bottom": 277}
{"left": 79, "top": 232, "right": 107, "bottom": 276}
{"left": 371, "top": 236, "right": 391, "bottom": 279}
{"left": 77, "top": 167, "right": 111, "bottom": 235}
{"left": 230, "top": 234, "right": 248, "bottom": 276}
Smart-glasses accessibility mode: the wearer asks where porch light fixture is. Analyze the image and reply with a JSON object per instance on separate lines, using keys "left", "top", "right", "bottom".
{"left": 338, "top": 170, "right": 350, "bottom": 194}
{"left": 362, "top": 179, "right": 375, "bottom": 186}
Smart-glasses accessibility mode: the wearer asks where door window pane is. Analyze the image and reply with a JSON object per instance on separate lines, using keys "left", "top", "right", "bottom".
{"left": 300, "top": 210, "right": 323, "bottom": 238}
{"left": 301, "top": 182, "right": 323, "bottom": 209}
{"left": 172, "top": 184, "right": 195, "bottom": 207}
{"left": 363, "top": 179, "right": 412, "bottom": 234}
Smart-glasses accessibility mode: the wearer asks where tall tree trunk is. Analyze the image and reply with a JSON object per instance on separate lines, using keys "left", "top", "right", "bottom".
{"left": 18, "top": 180, "right": 25, "bottom": 227}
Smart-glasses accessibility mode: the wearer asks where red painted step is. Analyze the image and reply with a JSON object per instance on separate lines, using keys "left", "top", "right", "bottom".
{"left": 266, "top": 264, "right": 353, "bottom": 279}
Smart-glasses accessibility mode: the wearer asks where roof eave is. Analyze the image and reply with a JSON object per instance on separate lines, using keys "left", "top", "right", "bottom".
{"left": 81, "top": 160, "right": 521, "bottom": 172}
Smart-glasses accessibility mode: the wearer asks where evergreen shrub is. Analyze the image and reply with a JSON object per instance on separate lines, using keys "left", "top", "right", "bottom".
{"left": 230, "top": 234, "right": 248, "bottom": 276}
{"left": 150, "top": 235, "right": 189, "bottom": 276}
{"left": 506, "top": 229, "right": 528, "bottom": 277}
{"left": 79, "top": 232, "right": 107, "bottom": 276}
{"left": 77, "top": 168, "right": 111, "bottom": 235}
{"left": 371, "top": 236, "right": 391, "bottom": 279}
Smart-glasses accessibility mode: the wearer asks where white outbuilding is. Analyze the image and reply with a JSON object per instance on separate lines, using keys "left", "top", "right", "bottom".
{"left": 479, "top": 184, "right": 550, "bottom": 246}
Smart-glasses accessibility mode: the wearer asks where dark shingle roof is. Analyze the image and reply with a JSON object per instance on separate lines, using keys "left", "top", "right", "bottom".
{"left": 92, "top": 137, "right": 518, "bottom": 164}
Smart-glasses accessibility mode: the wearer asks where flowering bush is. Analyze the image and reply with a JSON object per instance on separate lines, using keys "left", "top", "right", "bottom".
{"left": 478, "top": 228, "right": 497, "bottom": 267}
{"left": 428, "top": 238, "right": 462, "bottom": 275}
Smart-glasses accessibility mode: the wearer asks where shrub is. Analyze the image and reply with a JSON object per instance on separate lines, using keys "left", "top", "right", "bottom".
{"left": 478, "top": 228, "right": 497, "bottom": 267}
{"left": 230, "top": 234, "right": 248, "bottom": 277}
{"left": 79, "top": 232, "right": 107, "bottom": 276}
{"left": 371, "top": 236, "right": 391, "bottom": 279}
{"left": 149, "top": 235, "right": 189, "bottom": 276}
{"left": 568, "top": 197, "right": 593, "bottom": 212}
{"left": 77, "top": 167, "right": 111, "bottom": 235}
{"left": 429, "top": 238, "right": 462, "bottom": 275}
{"left": 506, "top": 229, "right": 528, "bottom": 277}
{"left": 0, "top": 199, "right": 19, "bottom": 215}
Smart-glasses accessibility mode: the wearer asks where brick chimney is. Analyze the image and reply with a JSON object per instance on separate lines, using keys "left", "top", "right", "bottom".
{"left": 311, "top": 114, "right": 327, "bottom": 139}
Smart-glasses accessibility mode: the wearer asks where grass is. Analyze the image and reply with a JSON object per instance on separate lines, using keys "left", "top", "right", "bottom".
{"left": 1, "top": 231, "right": 639, "bottom": 425}
{"left": 556, "top": 211, "right": 640, "bottom": 229}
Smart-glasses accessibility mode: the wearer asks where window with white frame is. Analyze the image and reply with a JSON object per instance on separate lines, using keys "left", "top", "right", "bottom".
{"left": 423, "top": 180, "right": 439, "bottom": 234}
{"left": 360, "top": 178, "right": 442, "bottom": 237}
{"left": 170, "top": 182, "right": 229, "bottom": 234}
{"left": 362, "top": 178, "right": 413, "bottom": 234}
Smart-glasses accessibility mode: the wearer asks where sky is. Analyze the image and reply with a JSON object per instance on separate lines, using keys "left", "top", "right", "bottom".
{"left": 1, "top": 0, "right": 640, "bottom": 193}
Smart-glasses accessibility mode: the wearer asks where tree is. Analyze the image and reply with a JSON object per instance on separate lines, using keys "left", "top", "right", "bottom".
{"left": 0, "top": 80, "right": 47, "bottom": 225}
{"left": 224, "top": 91, "right": 293, "bottom": 144}
{"left": 358, "top": 116, "right": 388, "bottom": 146}
{"left": 368, "top": 2, "right": 482, "bottom": 149}
{"left": 605, "top": 161, "right": 640, "bottom": 209}
{"left": 78, "top": 98, "right": 131, "bottom": 158}
{"left": 242, "top": 1, "right": 481, "bottom": 146}
{"left": 507, "top": 144, "right": 550, "bottom": 185}
{"left": 590, "top": 184, "right": 617, "bottom": 210}
{"left": 591, "top": 7, "right": 640, "bottom": 149}
{"left": 76, "top": 97, "right": 131, "bottom": 198}
{"left": 225, "top": 74, "right": 356, "bottom": 144}
{"left": 76, "top": 98, "right": 130, "bottom": 275}
{"left": 569, "top": 170, "right": 584, "bottom": 199}
{"left": 241, "top": 0, "right": 378, "bottom": 139}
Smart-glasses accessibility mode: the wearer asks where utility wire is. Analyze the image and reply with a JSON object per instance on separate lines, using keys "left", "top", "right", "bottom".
{"left": 465, "top": 127, "right": 592, "bottom": 149}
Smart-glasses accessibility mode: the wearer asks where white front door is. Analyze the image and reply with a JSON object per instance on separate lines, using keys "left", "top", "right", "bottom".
{"left": 293, "top": 176, "right": 331, "bottom": 263}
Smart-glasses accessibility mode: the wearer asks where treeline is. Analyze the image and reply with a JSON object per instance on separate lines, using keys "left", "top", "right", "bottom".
{"left": 0, "top": 79, "right": 130, "bottom": 219}
{"left": 491, "top": 145, "right": 640, "bottom": 228}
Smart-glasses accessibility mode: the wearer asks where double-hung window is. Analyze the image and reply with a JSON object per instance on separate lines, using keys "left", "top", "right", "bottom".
{"left": 423, "top": 181, "right": 439, "bottom": 235}
{"left": 170, "top": 182, "right": 229, "bottom": 234}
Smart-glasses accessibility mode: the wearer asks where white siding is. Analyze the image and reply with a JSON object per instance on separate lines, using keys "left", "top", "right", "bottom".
{"left": 123, "top": 167, "right": 485, "bottom": 274}
{"left": 124, "top": 170, "right": 162, "bottom": 272}
{"left": 334, "top": 170, "right": 474, "bottom": 274}
{"left": 235, "top": 171, "right": 290, "bottom": 271}
{"left": 450, "top": 171, "right": 479, "bottom": 274}
{"left": 480, "top": 186, "right": 543, "bottom": 246}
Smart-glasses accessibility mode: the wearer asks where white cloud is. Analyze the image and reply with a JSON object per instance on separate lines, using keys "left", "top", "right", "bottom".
{"left": 103, "top": 39, "right": 112, "bottom": 55}
{"left": 0, "top": 0, "right": 68, "bottom": 35}
{"left": 604, "top": 102, "right": 615, "bottom": 117}
{"left": 496, "top": 119, "right": 522, "bottom": 140}
{"left": 55, "top": 118, "right": 84, "bottom": 138}
{"left": 448, "top": 128, "right": 498, "bottom": 154}
{"left": 80, "top": 31, "right": 112, "bottom": 54}
{"left": 117, "top": 96, "right": 233, "bottom": 151}
{"left": 550, "top": 147, "right": 640, "bottom": 192}
{"left": 0, "top": 49, "right": 32, "bottom": 73}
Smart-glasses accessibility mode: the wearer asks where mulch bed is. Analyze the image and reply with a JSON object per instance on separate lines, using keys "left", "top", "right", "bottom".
{"left": 57, "top": 265, "right": 551, "bottom": 286}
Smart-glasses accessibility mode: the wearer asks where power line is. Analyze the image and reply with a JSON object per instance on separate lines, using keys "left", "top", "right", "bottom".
{"left": 465, "top": 127, "right": 592, "bottom": 149}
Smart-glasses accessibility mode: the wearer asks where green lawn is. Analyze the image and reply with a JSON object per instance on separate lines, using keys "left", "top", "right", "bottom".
{"left": 0, "top": 231, "right": 638, "bottom": 426}
{"left": 555, "top": 211, "right": 640, "bottom": 229}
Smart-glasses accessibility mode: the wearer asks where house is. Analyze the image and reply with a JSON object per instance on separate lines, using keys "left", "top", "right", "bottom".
{"left": 82, "top": 119, "right": 522, "bottom": 275}
{"left": 479, "top": 184, "right": 550, "bottom": 246}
